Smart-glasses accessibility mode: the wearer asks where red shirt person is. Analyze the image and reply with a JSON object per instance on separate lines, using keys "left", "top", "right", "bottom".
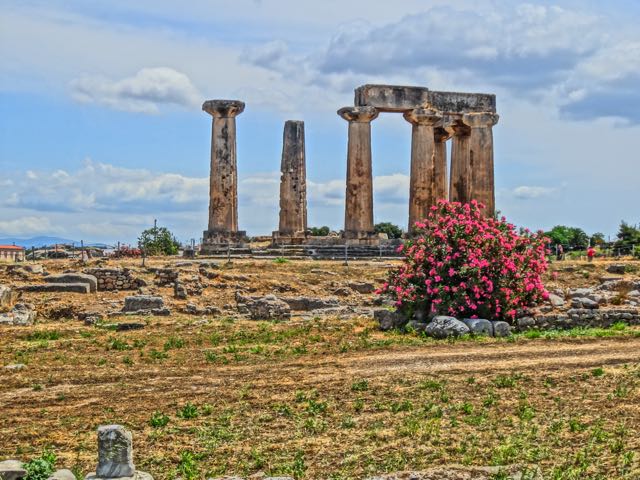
{"left": 587, "top": 247, "right": 596, "bottom": 262}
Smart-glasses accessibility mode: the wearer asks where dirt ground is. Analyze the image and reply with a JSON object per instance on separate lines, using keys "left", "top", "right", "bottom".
{"left": 1, "top": 258, "right": 639, "bottom": 479}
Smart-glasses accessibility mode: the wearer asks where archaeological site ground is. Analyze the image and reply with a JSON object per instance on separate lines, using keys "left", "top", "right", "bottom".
{"left": 1, "top": 255, "right": 639, "bottom": 479}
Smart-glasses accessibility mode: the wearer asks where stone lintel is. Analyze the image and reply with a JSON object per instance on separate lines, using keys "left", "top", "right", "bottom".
{"left": 202, "top": 99, "right": 245, "bottom": 117}
{"left": 355, "top": 84, "right": 430, "bottom": 112}
{"left": 354, "top": 84, "right": 496, "bottom": 114}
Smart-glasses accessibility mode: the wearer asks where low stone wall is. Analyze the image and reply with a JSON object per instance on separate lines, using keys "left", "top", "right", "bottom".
{"left": 84, "top": 268, "right": 142, "bottom": 291}
{"left": 150, "top": 268, "right": 179, "bottom": 286}
{"left": 516, "top": 308, "right": 640, "bottom": 331}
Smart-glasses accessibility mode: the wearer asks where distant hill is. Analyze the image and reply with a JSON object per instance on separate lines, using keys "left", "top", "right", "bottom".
{"left": 0, "top": 236, "right": 79, "bottom": 248}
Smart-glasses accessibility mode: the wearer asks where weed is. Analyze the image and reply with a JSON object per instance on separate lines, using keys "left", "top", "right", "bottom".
{"left": 494, "top": 373, "right": 520, "bottom": 388}
{"left": 23, "top": 449, "right": 56, "bottom": 480}
{"left": 149, "top": 349, "right": 168, "bottom": 360}
{"left": 274, "top": 257, "right": 289, "bottom": 264}
{"left": 107, "top": 337, "right": 131, "bottom": 351}
{"left": 149, "top": 411, "right": 170, "bottom": 428}
{"left": 177, "top": 403, "right": 199, "bottom": 419}
{"left": 176, "top": 450, "right": 199, "bottom": 480}
{"left": 26, "top": 331, "right": 61, "bottom": 341}
{"left": 351, "top": 379, "right": 369, "bottom": 392}
{"left": 591, "top": 367, "right": 605, "bottom": 377}
{"left": 164, "top": 336, "right": 185, "bottom": 351}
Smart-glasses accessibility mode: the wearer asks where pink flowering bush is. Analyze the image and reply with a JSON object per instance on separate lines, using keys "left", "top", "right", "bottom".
{"left": 378, "top": 200, "right": 549, "bottom": 323}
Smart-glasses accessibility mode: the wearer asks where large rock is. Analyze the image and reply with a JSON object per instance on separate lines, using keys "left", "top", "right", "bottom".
{"left": 492, "top": 320, "right": 512, "bottom": 337}
{"left": 348, "top": 281, "right": 376, "bottom": 294}
{"left": 0, "top": 303, "right": 36, "bottom": 326}
{"left": 374, "top": 309, "right": 407, "bottom": 331}
{"left": 569, "top": 288, "right": 594, "bottom": 298}
{"left": 0, "top": 460, "right": 26, "bottom": 480}
{"left": 547, "top": 293, "right": 565, "bottom": 307}
{"left": 122, "top": 296, "right": 164, "bottom": 312}
{"left": 461, "top": 318, "right": 492, "bottom": 335}
{"left": 280, "top": 296, "right": 340, "bottom": 311}
{"left": 48, "top": 469, "right": 76, "bottom": 480}
{"left": 425, "top": 316, "right": 470, "bottom": 339}
{"left": 237, "top": 294, "right": 291, "bottom": 320}
{"left": 571, "top": 297, "right": 599, "bottom": 309}
{"left": 44, "top": 273, "right": 97, "bottom": 293}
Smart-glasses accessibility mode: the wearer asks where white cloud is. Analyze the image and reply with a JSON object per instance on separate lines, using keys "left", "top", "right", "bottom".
{"left": 512, "top": 185, "right": 556, "bottom": 199}
{"left": 70, "top": 67, "right": 202, "bottom": 113}
{"left": 0, "top": 216, "right": 60, "bottom": 236}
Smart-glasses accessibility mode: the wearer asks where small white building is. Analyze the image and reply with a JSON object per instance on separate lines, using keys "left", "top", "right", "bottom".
{"left": 0, "top": 245, "right": 25, "bottom": 262}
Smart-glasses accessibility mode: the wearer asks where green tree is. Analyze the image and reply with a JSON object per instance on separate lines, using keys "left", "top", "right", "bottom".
{"left": 545, "top": 225, "right": 589, "bottom": 250}
{"left": 615, "top": 221, "right": 640, "bottom": 256}
{"left": 590, "top": 232, "right": 606, "bottom": 246}
{"left": 138, "top": 225, "right": 180, "bottom": 256}
{"left": 374, "top": 222, "right": 403, "bottom": 239}
{"left": 309, "top": 226, "right": 330, "bottom": 236}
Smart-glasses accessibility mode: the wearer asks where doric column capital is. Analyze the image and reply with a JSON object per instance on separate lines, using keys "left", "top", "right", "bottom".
{"left": 445, "top": 119, "right": 471, "bottom": 137}
{"left": 434, "top": 127, "right": 452, "bottom": 143}
{"left": 462, "top": 112, "right": 499, "bottom": 128}
{"left": 403, "top": 108, "right": 443, "bottom": 127}
{"left": 202, "top": 100, "right": 245, "bottom": 118}
{"left": 337, "top": 106, "right": 379, "bottom": 123}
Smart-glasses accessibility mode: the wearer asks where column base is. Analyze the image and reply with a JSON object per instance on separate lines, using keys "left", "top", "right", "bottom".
{"left": 342, "top": 231, "right": 382, "bottom": 246}
{"left": 271, "top": 231, "right": 308, "bottom": 246}
{"left": 201, "top": 229, "right": 248, "bottom": 253}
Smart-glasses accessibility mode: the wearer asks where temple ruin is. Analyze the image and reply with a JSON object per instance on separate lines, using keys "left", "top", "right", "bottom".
{"left": 200, "top": 84, "right": 498, "bottom": 250}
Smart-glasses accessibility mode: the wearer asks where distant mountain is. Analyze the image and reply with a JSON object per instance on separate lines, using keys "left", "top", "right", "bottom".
{"left": 0, "top": 236, "right": 79, "bottom": 248}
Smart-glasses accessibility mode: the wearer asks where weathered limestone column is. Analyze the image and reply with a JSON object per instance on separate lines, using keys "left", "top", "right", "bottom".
{"left": 462, "top": 112, "right": 499, "bottom": 216}
{"left": 403, "top": 108, "right": 443, "bottom": 232}
{"left": 338, "top": 106, "right": 379, "bottom": 240}
{"left": 447, "top": 120, "right": 472, "bottom": 204}
{"left": 275, "top": 120, "right": 307, "bottom": 242}
{"left": 202, "top": 100, "right": 246, "bottom": 245}
{"left": 434, "top": 127, "right": 451, "bottom": 202}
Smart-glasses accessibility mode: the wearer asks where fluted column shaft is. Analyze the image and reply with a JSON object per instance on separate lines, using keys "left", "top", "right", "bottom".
{"left": 278, "top": 120, "right": 307, "bottom": 236}
{"left": 434, "top": 127, "right": 451, "bottom": 203}
{"left": 403, "top": 108, "right": 443, "bottom": 232}
{"left": 203, "top": 100, "right": 245, "bottom": 235}
{"left": 462, "top": 112, "right": 499, "bottom": 216}
{"left": 448, "top": 122, "right": 472, "bottom": 204}
{"left": 338, "top": 106, "right": 379, "bottom": 238}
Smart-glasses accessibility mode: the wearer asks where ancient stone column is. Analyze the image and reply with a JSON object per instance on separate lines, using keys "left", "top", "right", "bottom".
{"left": 462, "top": 112, "right": 499, "bottom": 216}
{"left": 276, "top": 120, "right": 307, "bottom": 240}
{"left": 202, "top": 100, "right": 245, "bottom": 245}
{"left": 338, "top": 106, "right": 379, "bottom": 239}
{"left": 434, "top": 127, "right": 451, "bottom": 202}
{"left": 403, "top": 108, "right": 443, "bottom": 232}
{"left": 447, "top": 120, "right": 472, "bottom": 204}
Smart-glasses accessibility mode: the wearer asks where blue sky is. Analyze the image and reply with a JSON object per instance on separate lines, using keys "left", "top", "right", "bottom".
{"left": 0, "top": 0, "right": 638, "bottom": 244}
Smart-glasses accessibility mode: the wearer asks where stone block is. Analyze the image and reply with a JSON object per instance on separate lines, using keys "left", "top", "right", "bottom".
{"left": 281, "top": 296, "right": 340, "bottom": 311}
{"left": 95, "top": 425, "right": 135, "bottom": 478}
{"left": 0, "top": 284, "right": 15, "bottom": 308}
{"left": 0, "top": 459, "right": 26, "bottom": 480}
{"left": 122, "top": 296, "right": 164, "bottom": 312}
{"left": 0, "top": 303, "right": 36, "bottom": 326}
{"left": 44, "top": 273, "right": 97, "bottom": 293}
{"left": 20, "top": 283, "right": 90, "bottom": 294}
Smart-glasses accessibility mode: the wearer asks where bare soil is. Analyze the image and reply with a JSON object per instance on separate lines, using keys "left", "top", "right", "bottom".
{"left": 1, "top": 258, "right": 639, "bottom": 479}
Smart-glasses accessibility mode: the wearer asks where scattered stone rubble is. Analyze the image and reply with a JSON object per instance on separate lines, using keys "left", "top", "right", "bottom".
{"left": 151, "top": 268, "right": 179, "bottom": 286}
{"left": 236, "top": 293, "right": 291, "bottom": 320}
{"left": 0, "top": 284, "right": 15, "bottom": 308}
{"left": 0, "top": 303, "right": 36, "bottom": 326}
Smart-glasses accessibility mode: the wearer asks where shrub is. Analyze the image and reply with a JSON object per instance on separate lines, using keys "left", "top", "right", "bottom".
{"left": 378, "top": 200, "right": 549, "bottom": 323}
{"left": 24, "top": 449, "right": 56, "bottom": 480}
{"left": 374, "top": 222, "right": 403, "bottom": 239}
